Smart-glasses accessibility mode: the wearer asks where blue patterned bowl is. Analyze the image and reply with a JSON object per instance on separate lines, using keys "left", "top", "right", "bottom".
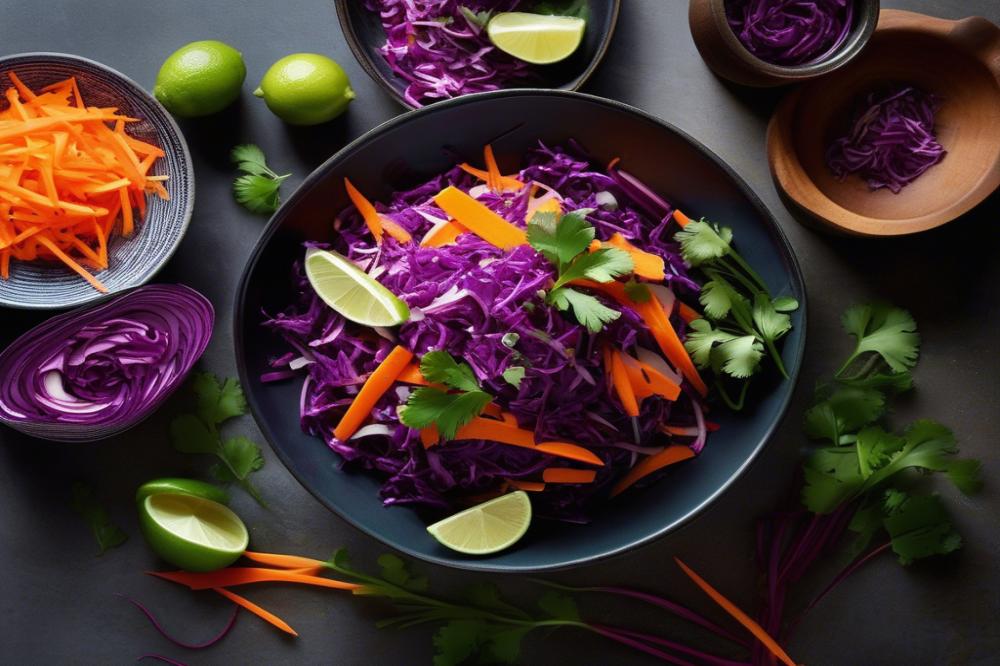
{"left": 0, "top": 53, "right": 194, "bottom": 310}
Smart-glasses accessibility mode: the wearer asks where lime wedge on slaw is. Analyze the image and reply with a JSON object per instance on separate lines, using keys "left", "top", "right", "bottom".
{"left": 305, "top": 248, "right": 410, "bottom": 326}
{"left": 487, "top": 13, "right": 586, "bottom": 65}
{"left": 139, "top": 493, "right": 248, "bottom": 572}
{"left": 427, "top": 491, "right": 532, "bottom": 555}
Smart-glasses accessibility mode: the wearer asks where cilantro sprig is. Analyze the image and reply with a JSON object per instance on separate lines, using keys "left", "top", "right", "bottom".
{"left": 169, "top": 373, "right": 266, "bottom": 504}
{"left": 70, "top": 481, "right": 127, "bottom": 555}
{"left": 676, "top": 219, "right": 799, "bottom": 409}
{"left": 526, "top": 209, "right": 633, "bottom": 333}
{"left": 399, "top": 352, "right": 492, "bottom": 439}
{"left": 231, "top": 144, "right": 290, "bottom": 214}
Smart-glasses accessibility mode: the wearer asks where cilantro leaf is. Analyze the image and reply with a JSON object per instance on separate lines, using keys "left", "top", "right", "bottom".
{"left": 839, "top": 370, "right": 914, "bottom": 394}
{"left": 684, "top": 318, "right": 736, "bottom": 367}
{"left": 502, "top": 366, "right": 525, "bottom": 388}
{"left": 420, "top": 351, "right": 481, "bottom": 392}
{"left": 526, "top": 210, "right": 594, "bottom": 271}
{"left": 553, "top": 247, "right": 633, "bottom": 289}
{"left": 862, "top": 420, "right": 957, "bottom": 490}
{"left": 946, "top": 458, "right": 982, "bottom": 495}
{"left": 854, "top": 426, "right": 906, "bottom": 478}
{"left": 433, "top": 620, "right": 483, "bottom": 666}
{"left": 192, "top": 373, "right": 247, "bottom": 426}
{"left": 70, "top": 482, "right": 127, "bottom": 555}
{"left": 231, "top": 144, "right": 290, "bottom": 215}
{"left": 548, "top": 287, "right": 621, "bottom": 334}
{"left": 712, "top": 334, "right": 764, "bottom": 379}
{"left": 839, "top": 304, "right": 919, "bottom": 376}
{"left": 699, "top": 279, "right": 741, "bottom": 320}
{"left": 458, "top": 6, "right": 492, "bottom": 29}
{"left": 883, "top": 493, "right": 962, "bottom": 565}
{"left": 803, "top": 386, "right": 885, "bottom": 443}
{"left": 400, "top": 388, "right": 492, "bottom": 439}
{"left": 753, "top": 294, "right": 792, "bottom": 342}
{"left": 675, "top": 219, "right": 733, "bottom": 266}
{"left": 219, "top": 436, "right": 265, "bottom": 479}
{"left": 378, "top": 553, "right": 429, "bottom": 592}
{"left": 230, "top": 144, "right": 273, "bottom": 177}
{"left": 772, "top": 296, "right": 800, "bottom": 312}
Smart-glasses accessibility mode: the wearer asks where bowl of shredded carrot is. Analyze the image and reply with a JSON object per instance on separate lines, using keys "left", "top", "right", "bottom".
{"left": 0, "top": 53, "right": 193, "bottom": 310}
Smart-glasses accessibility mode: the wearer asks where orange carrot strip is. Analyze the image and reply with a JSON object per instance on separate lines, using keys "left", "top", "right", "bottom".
{"left": 674, "top": 558, "right": 798, "bottom": 666}
{"left": 672, "top": 210, "right": 692, "bottom": 228}
{"left": 483, "top": 144, "right": 506, "bottom": 193}
{"left": 425, "top": 416, "right": 605, "bottom": 466}
{"left": 507, "top": 479, "right": 546, "bottom": 492}
{"left": 432, "top": 186, "right": 527, "bottom": 250}
{"left": 610, "top": 445, "right": 695, "bottom": 497}
{"left": 457, "top": 163, "right": 524, "bottom": 191}
{"left": 213, "top": 588, "right": 299, "bottom": 636}
{"left": 344, "top": 177, "right": 383, "bottom": 243}
{"left": 420, "top": 220, "right": 466, "bottom": 247}
{"left": 678, "top": 302, "right": 701, "bottom": 323}
{"left": 381, "top": 218, "right": 413, "bottom": 244}
{"left": 621, "top": 353, "right": 682, "bottom": 402}
{"left": 542, "top": 468, "right": 597, "bottom": 484}
{"left": 534, "top": 442, "right": 604, "bottom": 466}
{"left": 638, "top": 298, "right": 708, "bottom": 396}
{"left": 34, "top": 235, "right": 107, "bottom": 292}
{"left": 603, "top": 233, "right": 665, "bottom": 281}
{"left": 482, "top": 402, "right": 503, "bottom": 419}
{"left": 333, "top": 346, "right": 414, "bottom": 441}
{"left": 148, "top": 568, "right": 362, "bottom": 591}
{"left": 609, "top": 350, "right": 640, "bottom": 417}
{"left": 7, "top": 72, "right": 36, "bottom": 101}
{"left": 395, "top": 363, "right": 430, "bottom": 386}
{"left": 241, "top": 551, "right": 328, "bottom": 570}
{"left": 119, "top": 187, "right": 133, "bottom": 236}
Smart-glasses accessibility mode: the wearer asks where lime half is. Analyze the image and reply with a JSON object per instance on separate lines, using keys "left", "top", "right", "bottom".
{"left": 487, "top": 13, "right": 586, "bottom": 65}
{"left": 305, "top": 248, "right": 409, "bottom": 326}
{"left": 135, "top": 478, "right": 230, "bottom": 506}
{"left": 139, "top": 493, "right": 248, "bottom": 572}
{"left": 427, "top": 491, "right": 532, "bottom": 555}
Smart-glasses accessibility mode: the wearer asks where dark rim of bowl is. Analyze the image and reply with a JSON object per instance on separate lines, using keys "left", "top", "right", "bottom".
{"left": 710, "top": 0, "right": 881, "bottom": 79}
{"left": 334, "top": 0, "right": 622, "bottom": 109}
{"left": 0, "top": 52, "right": 195, "bottom": 311}
{"left": 233, "top": 88, "right": 808, "bottom": 572}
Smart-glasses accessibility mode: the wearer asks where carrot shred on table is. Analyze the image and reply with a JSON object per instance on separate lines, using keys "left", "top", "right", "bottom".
{"left": 0, "top": 72, "right": 166, "bottom": 290}
{"left": 333, "top": 345, "right": 413, "bottom": 441}
{"left": 432, "top": 186, "right": 527, "bottom": 250}
{"left": 148, "top": 568, "right": 362, "bottom": 592}
{"left": 213, "top": 587, "right": 298, "bottom": 637}
{"left": 241, "top": 551, "right": 328, "bottom": 570}
{"left": 610, "top": 445, "right": 696, "bottom": 497}
{"left": 674, "top": 557, "right": 799, "bottom": 666}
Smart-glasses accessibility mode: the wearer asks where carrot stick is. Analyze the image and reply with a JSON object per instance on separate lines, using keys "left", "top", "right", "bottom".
{"left": 601, "top": 233, "right": 665, "bottom": 281}
{"left": 638, "top": 299, "right": 708, "bottom": 396}
{"left": 241, "top": 551, "right": 328, "bottom": 570}
{"left": 424, "top": 416, "right": 605, "bottom": 466}
{"left": 344, "top": 177, "right": 383, "bottom": 243}
{"left": 34, "top": 235, "right": 107, "bottom": 292}
{"left": 7, "top": 72, "right": 36, "bottom": 101}
{"left": 678, "top": 302, "right": 701, "bottom": 323}
{"left": 333, "top": 345, "right": 413, "bottom": 441}
{"left": 420, "top": 219, "right": 466, "bottom": 247}
{"left": 542, "top": 468, "right": 597, "bottom": 484}
{"left": 432, "top": 186, "right": 527, "bottom": 250}
{"left": 674, "top": 557, "right": 798, "bottom": 666}
{"left": 213, "top": 587, "right": 299, "bottom": 636}
{"left": 507, "top": 479, "right": 546, "bottom": 492}
{"left": 148, "top": 568, "right": 362, "bottom": 592}
{"left": 672, "top": 210, "right": 692, "bottom": 228}
{"left": 610, "top": 445, "right": 695, "bottom": 497}
{"left": 457, "top": 163, "right": 524, "bottom": 191}
{"left": 609, "top": 350, "right": 640, "bottom": 417}
{"left": 395, "top": 363, "right": 430, "bottom": 386}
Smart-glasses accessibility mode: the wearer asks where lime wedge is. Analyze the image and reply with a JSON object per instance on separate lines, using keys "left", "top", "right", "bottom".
{"left": 139, "top": 493, "right": 248, "bottom": 572}
{"left": 305, "top": 248, "right": 410, "bottom": 326}
{"left": 427, "top": 491, "right": 532, "bottom": 555}
{"left": 487, "top": 13, "right": 587, "bottom": 65}
{"left": 135, "top": 477, "right": 230, "bottom": 505}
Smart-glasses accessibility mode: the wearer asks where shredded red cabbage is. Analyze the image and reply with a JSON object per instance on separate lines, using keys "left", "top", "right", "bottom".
{"left": 364, "top": 0, "right": 535, "bottom": 107}
{"left": 119, "top": 594, "right": 239, "bottom": 649}
{"left": 264, "top": 143, "right": 706, "bottom": 523}
{"left": 826, "top": 85, "right": 946, "bottom": 193}
{"left": 725, "top": 0, "right": 854, "bottom": 66}
{"left": 0, "top": 284, "right": 214, "bottom": 442}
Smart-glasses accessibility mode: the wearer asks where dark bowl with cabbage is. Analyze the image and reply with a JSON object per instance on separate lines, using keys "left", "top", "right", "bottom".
{"left": 335, "top": 0, "right": 621, "bottom": 108}
{"left": 235, "top": 90, "right": 806, "bottom": 571}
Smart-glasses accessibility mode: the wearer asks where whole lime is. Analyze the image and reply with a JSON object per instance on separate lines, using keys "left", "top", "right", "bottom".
{"left": 254, "top": 53, "right": 355, "bottom": 126}
{"left": 154, "top": 40, "right": 246, "bottom": 117}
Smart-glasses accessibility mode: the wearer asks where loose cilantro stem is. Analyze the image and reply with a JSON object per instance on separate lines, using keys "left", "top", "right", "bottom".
{"left": 714, "top": 378, "right": 750, "bottom": 412}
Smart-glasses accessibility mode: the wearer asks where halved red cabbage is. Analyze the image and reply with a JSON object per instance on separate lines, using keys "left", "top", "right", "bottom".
{"left": 0, "top": 284, "right": 214, "bottom": 442}
{"left": 364, "top": 0, "right": 534, "bottom": 107}
{"left": 725, "top": 0, "right": 854, "bottom": 66}
{"left": 826, "top": 85, "right": 946, "bottom": 193}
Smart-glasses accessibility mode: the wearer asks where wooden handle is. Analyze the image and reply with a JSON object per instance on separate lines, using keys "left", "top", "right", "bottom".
{"left": 948, "top": 17, "right": 1000, "bottom": 81}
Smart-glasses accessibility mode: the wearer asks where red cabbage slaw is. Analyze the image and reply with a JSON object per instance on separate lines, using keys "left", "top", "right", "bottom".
{"left": 363, "top": 0, "right": 535, "bottom": 107}
{"left": 826, "top": 85, "right": 947, "bottom": 193}
{"left": 725, "top": 0, "right": 854, "bottom": 66}
{"left": 264, "top": 143, "right": 710, "bottom": 523}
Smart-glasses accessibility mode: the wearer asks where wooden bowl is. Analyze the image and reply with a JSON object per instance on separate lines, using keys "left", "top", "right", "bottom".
{"left": 767, "top": 10, "right": 1000, "bottom": 236}
{"left": 688, "top": 0, "right": 881, "bottom": 87}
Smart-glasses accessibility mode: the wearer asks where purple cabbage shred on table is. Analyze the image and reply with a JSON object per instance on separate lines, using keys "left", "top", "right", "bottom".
{"left": 725, "top": 0, "right": 854, "bottom": 66}
{"left": 826, "top": 85, "right": 947, "bottom": 193}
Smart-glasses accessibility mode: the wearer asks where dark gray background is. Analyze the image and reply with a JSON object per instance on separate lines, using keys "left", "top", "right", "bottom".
{"left": 2, "top": 1, "right": 998, "bottom": 664}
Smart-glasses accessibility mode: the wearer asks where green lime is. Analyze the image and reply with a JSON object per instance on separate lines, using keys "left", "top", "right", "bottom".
{"left": 154, "top": 40, "right": 246, "bottom": 117}
{"left": 487, "top": 13, "right": 587, "bottom": 65}
{"left": 304, "top": 248, "right": 409, "bottom": 326}
{"left": 254, "top": 53, "right": 355, "bottom": 126}
{"left": 135, "top": 478, "right": 230, "bottom": 505}
{"left": 426, "top": 491, "right": 532, "bottom": 555}
{"left": 138, "top": 493, "right": 248, "bottom": 572}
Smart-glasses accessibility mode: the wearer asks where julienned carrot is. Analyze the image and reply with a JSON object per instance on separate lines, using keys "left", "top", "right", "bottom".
{"left": 591, "top": 233, "right": 665, "bottom": 281}
{"left": 507, "top": 479, "right": 546, "bottom": 492}
{"left": 621, "top": 353, "right": 682, "bottom": 402}
{"left": 610, "top": 445, "right": 695, "bottom": 497}
{"left": 149, "top": 568, "right": 362, "bottom": 592}
{"left": 457, "top": 163, "right": 524, "bottom": 192}
{"left": 432, "top": 186, "right": 527, "bottom": 250}
{"left": 395, "top": 362, "right": 430, "bottom": 386}
{"left": 213, "top": 587, "right": 298, "bottom": 637}
{"left": 241, "top": 551, "right": 327, "bottom": 570}
{"left": 609, "top": 349, "right": 640, "bottom": 417}
{"left": 0, "top": 72, "right": 167, "bottom": 291}
{"left": 672, "top": 209, "right": 692, "bottom": 228}
{"left": 344, "top": 177, "right": 412, "bottom": 244}
{"left": 483, "top": 145, "right": 502, "bottom": 192}
{"left": 421, "top": 416, "right": 604, "bottom": 467}
{"left": 542, "top": 468, "right": 597, "bottom": 484}
{"left": 420, "top": 219, "right": 466, "bottom": 247}
{"left": 673, "top": 557, "right": 798, "bottom": 666}
{"left": 333, "top": 346, "right": 414, "bottom": 441}
{"left": 678, "top": 302, "right": 701, "bottom": 323}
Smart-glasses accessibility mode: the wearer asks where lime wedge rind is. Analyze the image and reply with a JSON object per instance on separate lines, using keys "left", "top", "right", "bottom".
{"left": 305, "top": 248, "right": 410, "bottom": 327}
{"left": 487, "top": 12, "right": 587, "bottom": 65}
{"left": 427, "top": 491, "right": 532, "bottom": 555}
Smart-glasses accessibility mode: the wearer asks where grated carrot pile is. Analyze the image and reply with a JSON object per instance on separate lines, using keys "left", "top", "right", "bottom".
{"left": 0, "top": 72, "right": 168, "bottom": 291}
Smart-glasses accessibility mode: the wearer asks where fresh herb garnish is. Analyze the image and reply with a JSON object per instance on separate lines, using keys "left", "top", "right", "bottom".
{"left": 231, "top": 144, "right": 290, "bottom": 214}
{"left": 527, "top": 210, "right": 634, "bottom": 333}
{"left": 676, "top": 218, "right": 798, "bottom": 409}
{"left": 70, "top": 482, "right": 127, "bottom": 555}
{"left": 458, "top": 6, "right": 492, "bottom": 29}
{"left": 170, "top": 373, "right": 266, "bottom": 504}
{"left": 399, "top": 351, "right": 492, "bottom": 439}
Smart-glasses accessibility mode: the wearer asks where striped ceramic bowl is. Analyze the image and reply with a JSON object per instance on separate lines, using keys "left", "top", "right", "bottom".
{"left": 0, "top": 53, "right": 194, "bottom": 310}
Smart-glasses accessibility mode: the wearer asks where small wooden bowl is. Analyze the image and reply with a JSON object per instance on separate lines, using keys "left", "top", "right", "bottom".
{"left": 688, "top": 0, "right": 881, "bottom": 87}
{"left": 767, "top": 10, "right": 1000, "bottom": 236}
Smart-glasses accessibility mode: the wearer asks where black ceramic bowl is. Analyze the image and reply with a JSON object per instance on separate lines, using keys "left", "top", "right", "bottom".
{"left": 335, "top": 0, "right": 620, "bottom": 108}
{"left": 235, "top": 90, "right": 806, "bottom": 572}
